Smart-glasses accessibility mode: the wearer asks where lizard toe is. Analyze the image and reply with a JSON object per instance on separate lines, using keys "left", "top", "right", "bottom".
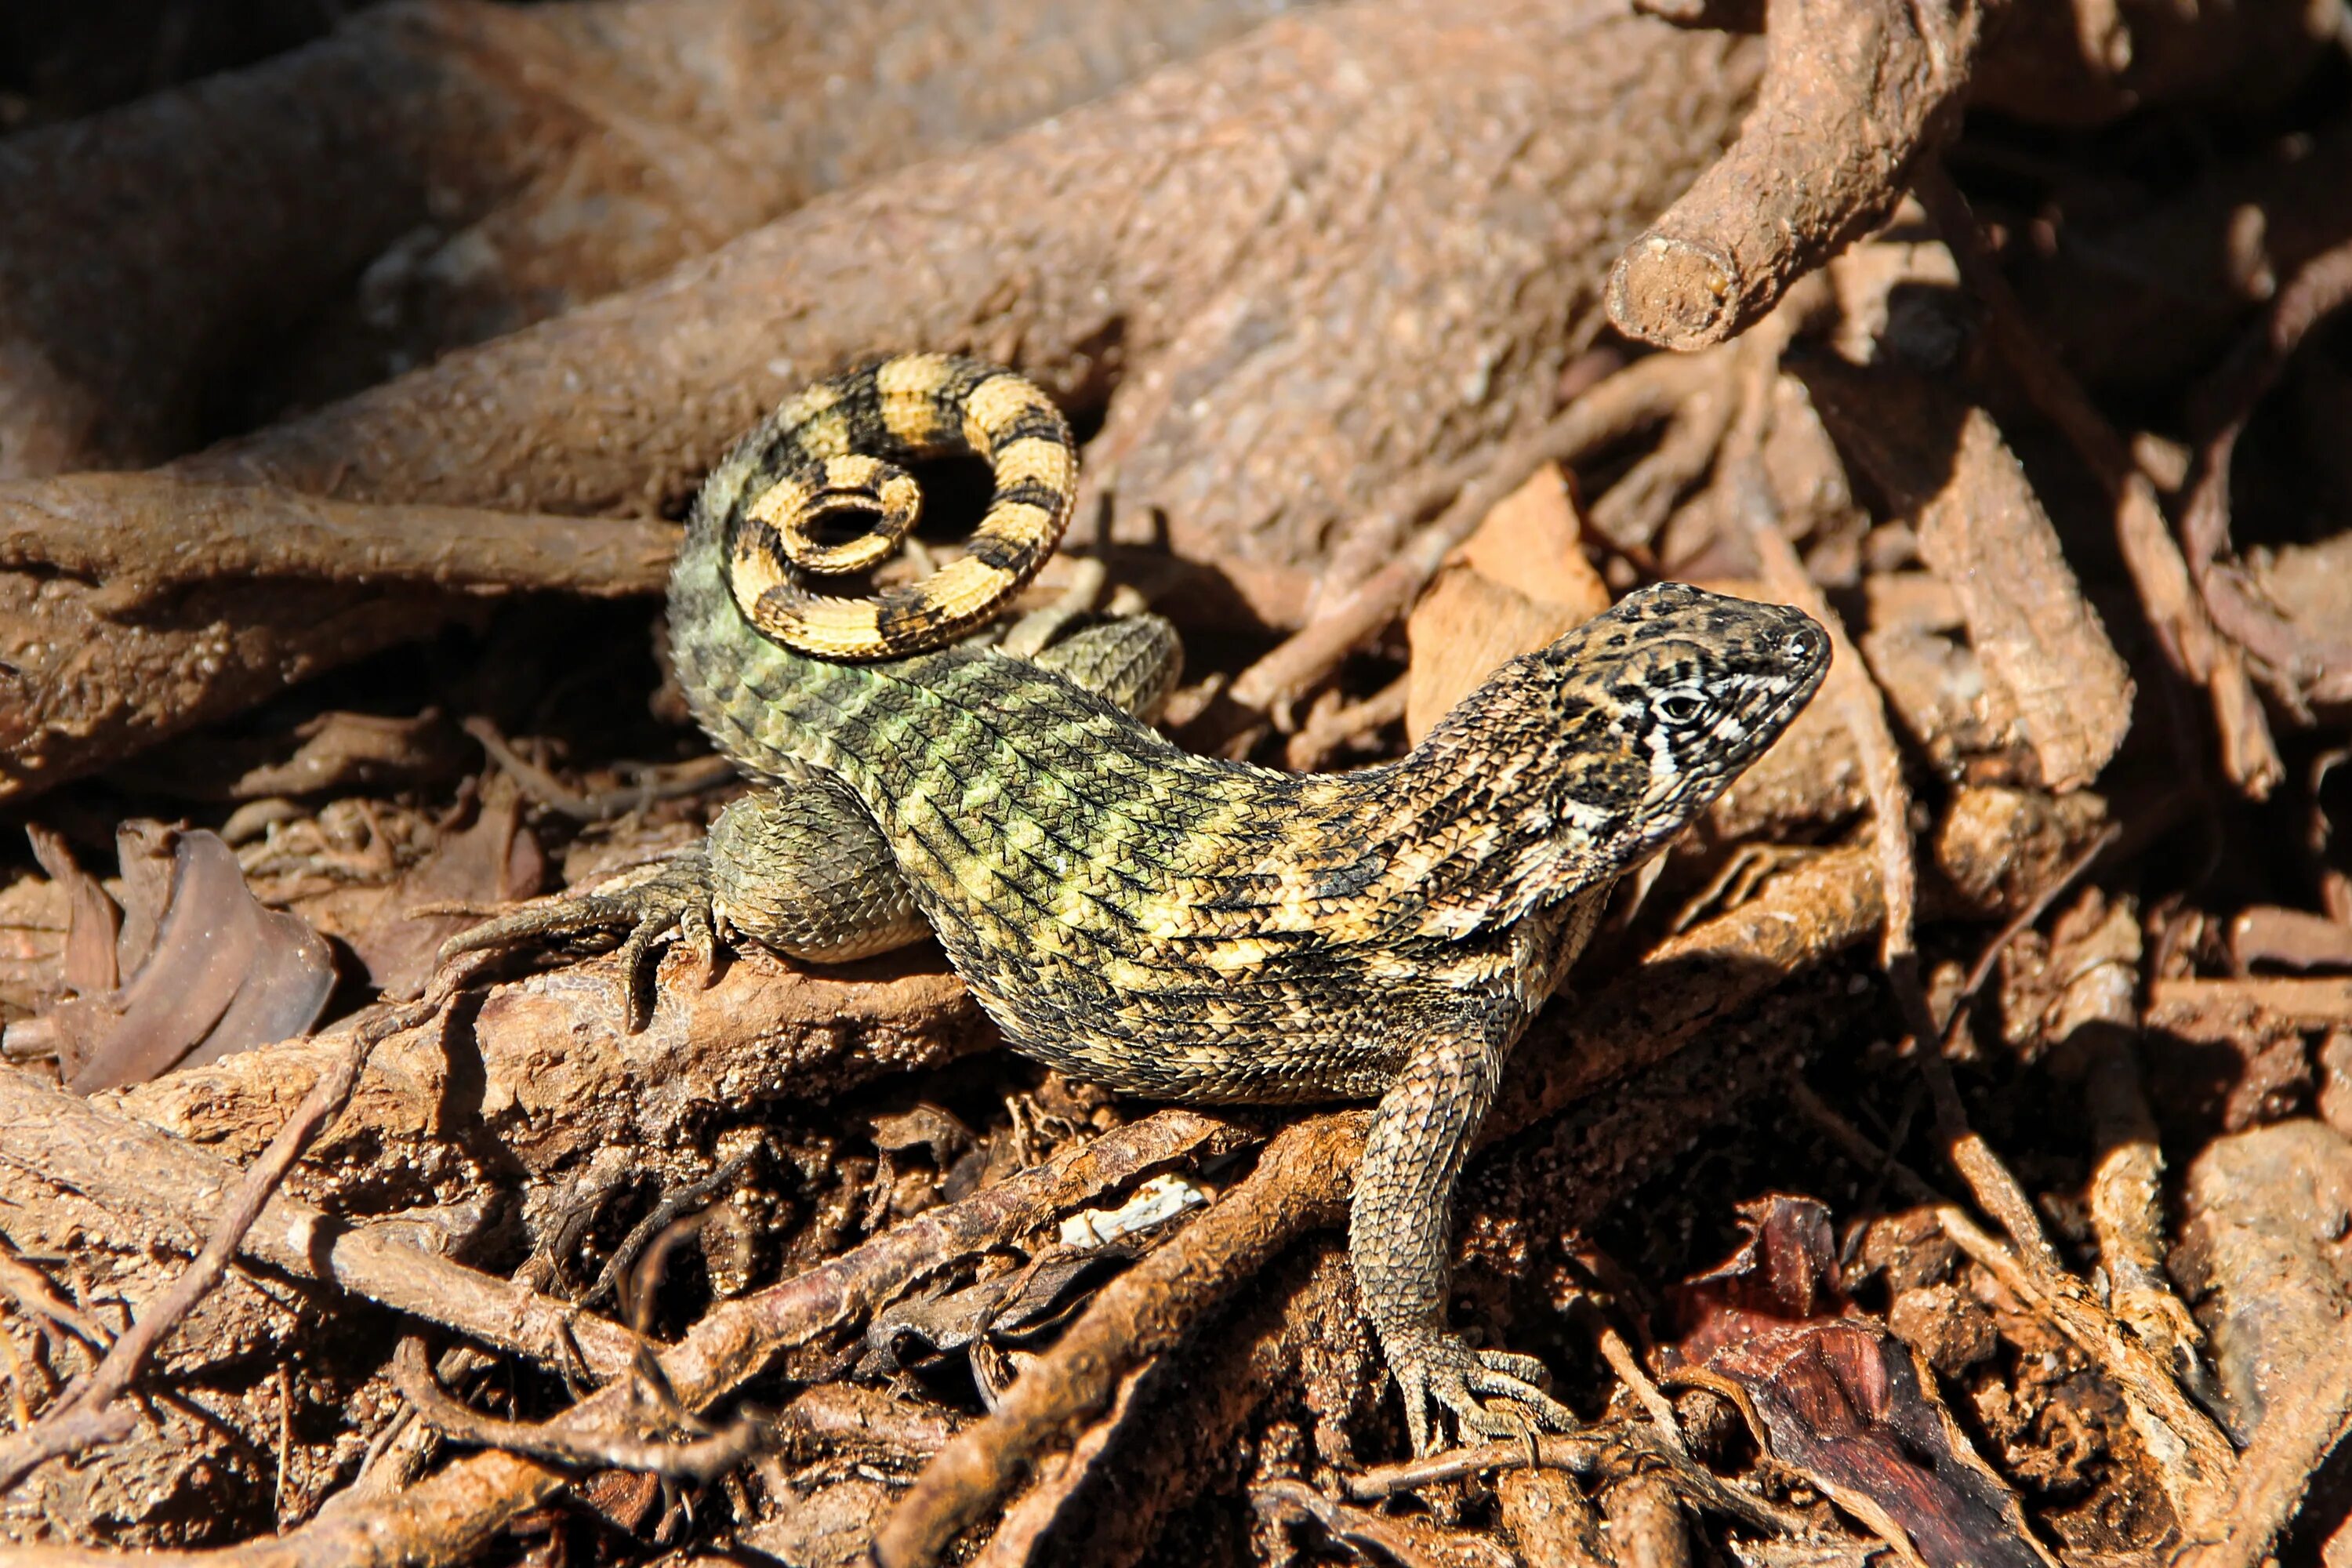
{"left": 1385, "top": 1330, "right": 1573, "bottom": 1457}
{"left": 427, "top": 848, "right": 724, "bottom": 1032}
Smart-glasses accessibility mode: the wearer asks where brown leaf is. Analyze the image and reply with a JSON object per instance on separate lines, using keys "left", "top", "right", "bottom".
{"left": 1406, "top": 463, "right": 1610, "bottom": 741}
{"left": 1668, "top": 1196, "right": 2057, "bottom": 1568}
{"left": 61, "top": 827, "right": 336, "bottom": 1094}
{"left": 24, "top": 825, "right": 120, "bottom": 996}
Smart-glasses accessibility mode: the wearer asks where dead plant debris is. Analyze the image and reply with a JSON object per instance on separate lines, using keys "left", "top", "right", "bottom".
{"left": 2, "top": 0, "right": 2350, "bottom": 1563}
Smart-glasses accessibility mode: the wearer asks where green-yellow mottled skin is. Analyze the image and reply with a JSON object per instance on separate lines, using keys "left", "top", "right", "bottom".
{"left": 451, "top": 355, "right": 1831, "bottom": 1454}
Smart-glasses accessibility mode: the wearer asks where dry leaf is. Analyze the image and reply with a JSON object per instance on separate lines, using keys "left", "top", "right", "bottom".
{"left": 1406, "top": 463, "right": 1610, "bottom": 741}
{"left": 58, "top": 827, "right": 336, "bottom": 1093}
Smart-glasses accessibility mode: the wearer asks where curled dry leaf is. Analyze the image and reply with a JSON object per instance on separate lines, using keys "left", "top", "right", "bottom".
{"left": 1666, "top": 1195, "right": 2057, "bottom": 1568}
{"left": 20, "top": 825, "right": 336, "bottom": 1093}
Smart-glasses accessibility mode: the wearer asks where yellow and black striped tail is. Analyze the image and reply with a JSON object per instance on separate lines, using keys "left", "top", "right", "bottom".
{"left": 710, "top": 354, "right": 1077, "bottom": 661}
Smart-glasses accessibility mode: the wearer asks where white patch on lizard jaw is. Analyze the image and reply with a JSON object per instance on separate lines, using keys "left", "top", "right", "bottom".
{"left": 1556, "top": 798, "right": 1612, "bottom": 836}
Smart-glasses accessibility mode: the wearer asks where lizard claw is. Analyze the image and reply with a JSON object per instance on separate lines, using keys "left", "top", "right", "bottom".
{"left": 431, "top": 846, "right": 721, "bottom": 1031}
{"left": 1383, "top": 1328, "right": 1577, "bottom": 1457}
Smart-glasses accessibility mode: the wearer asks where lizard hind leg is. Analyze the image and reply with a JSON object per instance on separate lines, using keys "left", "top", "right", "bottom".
{"left": 432, "top": 776, "right": 924, "bottom": 1031}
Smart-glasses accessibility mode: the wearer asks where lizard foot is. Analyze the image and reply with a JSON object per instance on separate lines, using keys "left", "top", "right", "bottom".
{"left": 1383, "top": 1327, "right": 1577, "bottom": 1457}
{"left": 427, "top": 846, "right": 720, "bottom": 1031}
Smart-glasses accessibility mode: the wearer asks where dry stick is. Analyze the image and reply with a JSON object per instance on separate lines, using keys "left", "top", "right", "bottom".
{"left": 463, "top": 717, "right": 735, "bottom": 824}
{"left": 875, "top": 1112, "right": 1370, "bottom": 1568}
{"left": 1604, "top": 0, "right": 1985, "bottom": 350}
{"left": 0, "top": 475, "right": 677, "bottom": 602}
{"left": 1937, "top": 1209, "right": 2237, "bottom": 1515}
{"left": 1592, "top": 1325, "right": 1686, "bottom": 1457}
{"left": 2067, "top": 915, "right": 2205, "bottom": 1385}
{"left": 1950, "top": 823, "right": 2122, "bottom": 1013}
{"left": 1912, "top": 167, "right": 2285, "bottom": 798}
{"left": 1225, "top": 349, "right": 1731, "bottom": 717}
{"left": 390, "top": 1338, "right": 758, "bottom": 1482}
{"left": 1721, "top": 339, "right": 1920, "bottom": 1005}
{"left": 1253, "top": 1479, "right": 1470, "bottom": 1567}
{"left": 1351, "top": 1432, "right": 1602, "bottom": 1497}
{"left": 0, "top": 1108, "right": 1243, "bottom": 1568}
{"left": 0, "top": 1254, "right": 106, "bottom": 1352}
{"left": 0, "top": 1000, "right": 422, "bottom": 1493}
{"left": 1284, "top": 675, "right": 1410, "bottom": 771}
{"left": 1785, "top": 1079, "right": 1946, "bottom": 1208}
{"left": 2179, "top": 234, "right": 2352, "bottom": 706}
{"left": 0, "top": 1061, "right": 645, "bottom": 1385}
{"left": 965, "top": 1362, "right": 1155, "bottom": 1568}
{"left": 1347, "top": 1423, "right": 1811, "bottom": 1541}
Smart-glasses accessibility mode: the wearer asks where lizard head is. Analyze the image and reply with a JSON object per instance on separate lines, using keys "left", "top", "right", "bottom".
{"left": 1354, "top": 583, "right": 1830, "bottom": 939}
{"left": 1524, "top": 581, "right": 1830, "bottom": 858}
{"left": 1407, "top": 581, "right": 1830, "bottom": 916}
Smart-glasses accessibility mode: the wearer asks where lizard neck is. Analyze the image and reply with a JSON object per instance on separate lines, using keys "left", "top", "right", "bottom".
{"left": 1315, "top": 691, "right": 1639, "bottom": 945}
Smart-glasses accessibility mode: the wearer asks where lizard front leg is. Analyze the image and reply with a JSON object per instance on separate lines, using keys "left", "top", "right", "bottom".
{"left": 1352, "top": 1011, "right": 1574, "bottom": 1454}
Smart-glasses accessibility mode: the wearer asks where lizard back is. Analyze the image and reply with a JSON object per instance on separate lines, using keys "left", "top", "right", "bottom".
{"left": 670, "top": 365, "right": 1828, "bottom": 1100}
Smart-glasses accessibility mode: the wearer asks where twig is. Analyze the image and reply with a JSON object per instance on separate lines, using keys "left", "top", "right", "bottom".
{"left": 0, "top": 477, "right": 677, "bottom": 603}
{"left": 1349, "top": 1433, "right": 1598, "bottom": 1497}
{"left": 965, "top": 1362, "right": 1155, "bottom": 1568}
{"left": 463, "top": 717, "right": 735, "bottom": 823}
{"left": 1937, "top": 1207, "right": 2237, "bottom": 1523}
{"left": 390, "top": 1338, "right": 759, "bottom": 1482}
{"left": 1225, "top": 350, "right": 1731, "bottom": 719}
{"left": 1602, "top": 1472, "right": 1693, "bottom": 1568}
{"left": 1720, "top": 334, "right": 1923, "bottom": 1025}
{"left": 1593, "top": 1323, "right": 1687, "bottom": 1457}
{"left": 579, "top": 1146, "right": 759, "bottom": 1312}
{"left": 1948, "top": 822, "right": 2122, "bottom": 1014}
{"left": 0, "top": 1058, "right": 646, "bottom": 1385}
{"left": 2179, "top": 233, "right": 2352, "bottom": 708}
{"left": 2146, "top": 975, "right": 2352, "bottom": 1031}
{"left": 875, "top": 1112, "right": 1370, "bottom": 1568}
{"left": 1254, "top": 1479, "right": 1487, "bottom": 1568}
{"left": 1915, "top": 165, "right": 2283, "bottom": 797}
{"left": 1346, "top": 1421, "right": 1812, "bottom": 1540}
{"left": 1786, "top": 1079, "right": 1945, "bottom": 1208}
{"left": 1284, "top": 676, "right": 1409, "bottom": 771}
{"left": 0, "top": 1253, "right": 107, "bottom": 1352}
{"left": 0, "top": 1000, "right": 420, "bottom": 1492}
{"left": 1606, "top": 0, "right": 1984, "bottom": 348}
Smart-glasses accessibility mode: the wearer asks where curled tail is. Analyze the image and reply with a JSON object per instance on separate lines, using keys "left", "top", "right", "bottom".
{"left": 696, "top": 354, "right": 1077, "bottom": 661}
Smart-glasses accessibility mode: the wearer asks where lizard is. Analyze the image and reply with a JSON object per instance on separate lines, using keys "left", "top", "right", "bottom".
{"left": 444, "top": 353, "right": 1831, "bottom": 1454}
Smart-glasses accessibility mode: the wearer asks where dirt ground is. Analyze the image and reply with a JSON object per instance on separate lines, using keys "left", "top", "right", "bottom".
{"left": 2, "top": 2, "right": 2351, "bottom": 1564}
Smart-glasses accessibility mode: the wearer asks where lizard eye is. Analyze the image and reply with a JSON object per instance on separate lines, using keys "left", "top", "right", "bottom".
{"left": 1653, "top": 690, "right": 1709, "bottom": 725}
